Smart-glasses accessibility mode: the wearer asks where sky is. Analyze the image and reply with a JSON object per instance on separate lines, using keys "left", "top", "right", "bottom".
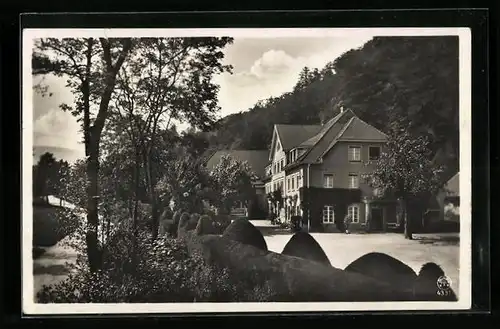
{"left": 32, "top": 35, "right": 375, "bottom": 164}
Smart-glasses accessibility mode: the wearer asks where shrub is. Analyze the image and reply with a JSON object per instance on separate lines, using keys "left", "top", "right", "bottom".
{"left": 213, "top": 214, "right": 231, "bottom": 234}
{"left": 290, "top": 216, "right": 301, "bottom": 232}
{"left": 195, "top": 215, "right": 218, "bottom": 236}
{"left": 189, "top": 213, "right": 201, "bottom": 229}
{"left": 204, "top": 209, "right": 217, "bottom": 219}
{"left": 177, "top": 212, "right": 192, "bottom": 237}
{"left": 170, "top": 210, "right": 182, "bottom": 237}
{"left": 37, "top": 230, "right": 238, "bottom": 303}
{"left": 413, "top": 262, "right": 457, "bottom": 301}
{"left": 33, "top": 207, "right": 80, "bottom": 247}
{"left": 281, "top": 232, "right": 331, "bottom": 266}
{"left": 279, "top": 221, "right": 291, "bottom": 229}
{"left": 222, "top": 219, "right": 268, "bottom": 251}
{"left": 160, "top": 208, "right": 174, "bottom": 221}
{"left": 247, "top": 197, "right": 268, "bottom": 220}
{"left": 344, "top": 252, "right": 417, "bottom": 291}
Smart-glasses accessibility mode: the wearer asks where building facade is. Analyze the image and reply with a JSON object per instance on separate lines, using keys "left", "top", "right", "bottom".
{"left": 264, "top": 109, "right": 399, "bottom": 232}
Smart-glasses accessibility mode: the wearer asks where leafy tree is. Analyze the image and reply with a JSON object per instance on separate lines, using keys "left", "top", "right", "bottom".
{"left": 155, "top": 144, "right": 209, "bottom": 214}
{"left": 321, "top": 36, "right": 459, "bottom": 175}
{"left": 59, "top": 159, "right": 88, "bottom": 208}
{"left": 365, "top": 121, "right": 445, "bottom": 239}
{"left": 32, "top": 152, "right": 69, "bottom": 201}
{"left": 33, "top": 152, "right": 56, "bottom": 198}
{"left": 112, "top": 37, "right": 233, "bottom": 239}
{"left": 207, "top": 154, "right": 256, "bottom": 215}
{"left": 33, "top": 37, "right": 134, "bottom": 272}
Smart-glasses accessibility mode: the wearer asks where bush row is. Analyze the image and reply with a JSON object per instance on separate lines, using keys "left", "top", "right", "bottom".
{"left": 37, "top": 212, "right": 457, "bottom": 303}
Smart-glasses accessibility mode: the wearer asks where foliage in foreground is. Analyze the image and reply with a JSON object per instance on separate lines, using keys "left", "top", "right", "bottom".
{"left": 36, "top": 226, "right": 277, "bottom": 303}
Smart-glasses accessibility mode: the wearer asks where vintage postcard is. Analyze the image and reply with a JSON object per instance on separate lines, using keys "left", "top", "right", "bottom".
{"left": 22, "top": 27, "right": 472, "bottom": 314}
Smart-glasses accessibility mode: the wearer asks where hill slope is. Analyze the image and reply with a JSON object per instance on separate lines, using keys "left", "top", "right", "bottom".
{"left": 207, "top": 36, "right": 459, "bottom": 179}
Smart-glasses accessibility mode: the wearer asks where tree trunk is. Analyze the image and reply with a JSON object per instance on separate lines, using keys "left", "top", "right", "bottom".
{"left": 401, "top": 199, "right": 413, "bottom": 240}
{"left": 86, "top": 143, "right": 102, "bottom": 272}
{"left": 130, "top": 149, "right": 141, "bottom": 269}
{"left": 143, "top": 152, "right": 160, "bottom": 240}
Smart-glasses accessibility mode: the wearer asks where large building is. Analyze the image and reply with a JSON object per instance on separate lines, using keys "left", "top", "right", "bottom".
{"left": 264, "top": 109, "right": 397, "bottom": 232}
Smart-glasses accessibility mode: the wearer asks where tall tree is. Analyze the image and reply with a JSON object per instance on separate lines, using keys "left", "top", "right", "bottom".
{"left": 155, "top": 144, "right": 209, "bottom": 214}
{"left": 207, "top": 154, "right": 256, "bottom": 215}
{"left": 325, "top": 36, "right": 459, "bottom": 174}
{"left": 365, "top": 121, "right": 445, "bottom": 239}
{"left": 112, "top": 37, "right": 233, "bottom": 239}
{"left": 33, "top": 152, "right": 57, "bottom": 198}
{"left": 33, "top": 37, "right": 134, "bottom": 272}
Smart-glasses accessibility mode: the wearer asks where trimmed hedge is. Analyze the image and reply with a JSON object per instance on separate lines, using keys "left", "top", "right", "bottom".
{"left": 223, "top": 219, "right": 268, "bottom": 251}
{"left": 413, "top": 262, "right": 457, "bottom": 301}
{"left": 281, "top": 232, "right": 331, "bottom": 266}
{"left": 344, "top": 252, "right": 417, "bottom": 292}
{"left": 213, "top": 214, "right": 231, "bottom": 234}
{"left": 183, "top": 232, "right": 415, "bottom": 302}
{"left": 196, "top": 215, "right": 218, "bottom": 236}
{"left": 190, "top": 213, "right": 201, "bottom": 227}
{"left": 177, "top": 212, "right": 192, "bottom": 237}
{"left": 170, "top": 210, "right": 182, "bottom": 237}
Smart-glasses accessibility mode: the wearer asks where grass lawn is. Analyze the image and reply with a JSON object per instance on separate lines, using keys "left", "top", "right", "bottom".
{"left": 263, "top": 231, "right": 460, "bottom": 294}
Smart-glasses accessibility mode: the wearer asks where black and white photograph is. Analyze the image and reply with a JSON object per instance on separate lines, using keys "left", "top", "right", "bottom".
{"left": 22, "top": 27, "right": 472, "bottom": 314}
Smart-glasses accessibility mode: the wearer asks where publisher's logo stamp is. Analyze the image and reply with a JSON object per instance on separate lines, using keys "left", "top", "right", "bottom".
{"left": 436, "top": 275, "right": 452, "bottom": 296}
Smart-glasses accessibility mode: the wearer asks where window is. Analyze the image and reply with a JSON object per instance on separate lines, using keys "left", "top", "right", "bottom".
{"left": 348, "top": 146, "right": 361, "bottom": 162}
{"left": 323, "top": 205, "right": 334, "bottom": 223}
{"left": 297, "top": 175, "right": 302, "bottom": 188}
{"left": 323, "top": 174, "right": 334, "bottom": 188}
{"left": 287, "top": 178, "right": 291, "bottom": 191}
{"left": 281, "top": 159, "right": 285, "bottom": 169}
{"left": 369, "top": 146, "right": 381, "bottom": 160}
{"left": 348, "top": 204, "right": 360, "bottom": 223}
{"left": 291, "top": 176, "right": 295, "bottom": 190}
{"left": 348, "top": 173, "right": 359, "bottom": 189}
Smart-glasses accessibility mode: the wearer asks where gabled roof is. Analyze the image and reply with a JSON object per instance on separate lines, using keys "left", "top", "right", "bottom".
{"left": 286, "top": 109, "right": 388, "bottom": 169}
{"left": 274, "top": 124, "right": 322, "bottom": 151}
{"left": 444, "top": 172, "right": 459, "bottom": 196}
{"left": 298, "top": 111, "right": 345, "bottom": 148}
{"left": 296, "top": 109, "right": 356, "bottom": 164}
{"left": 205, "top": 150, "right": 269, "bottom": 178}
{"left": 318, "top": 116, "right": 388, "bottom": 159}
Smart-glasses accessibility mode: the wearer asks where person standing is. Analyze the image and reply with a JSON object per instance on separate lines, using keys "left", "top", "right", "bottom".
{"left": 344, "top": 214, "right": 352, "bottom": 234}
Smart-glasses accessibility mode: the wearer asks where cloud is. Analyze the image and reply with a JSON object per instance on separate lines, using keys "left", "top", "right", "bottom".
{"left": 215, "top": 36, "right": 373, "bottom": 116}
{"left": 33, "top": 108, "right": 85, "bottom": 162}
{"left": 248, "top": 49, "right": 296, "bottom": 78}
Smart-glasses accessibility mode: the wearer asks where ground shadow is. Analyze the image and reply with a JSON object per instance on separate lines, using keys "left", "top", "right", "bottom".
{"left": 33, "top": 264, "right": 71, "bottom": 276}
{"left": 33, "top": 247, "right": 47, "bottom": 259}
{"left": 413, "top": 235, "right": 460, "bottom": 246}
{"left": 259, "top": 228, "right": 294, "bottom": 237}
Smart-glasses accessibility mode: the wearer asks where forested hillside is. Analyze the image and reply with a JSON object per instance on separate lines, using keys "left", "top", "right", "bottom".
{"left": 206, "top": 36, "right": 459, "bottom": 179}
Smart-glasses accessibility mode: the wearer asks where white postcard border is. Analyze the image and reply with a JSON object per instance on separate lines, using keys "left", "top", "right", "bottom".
{"left": 22, "top": 27, "right": 472, "bottom": 314}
